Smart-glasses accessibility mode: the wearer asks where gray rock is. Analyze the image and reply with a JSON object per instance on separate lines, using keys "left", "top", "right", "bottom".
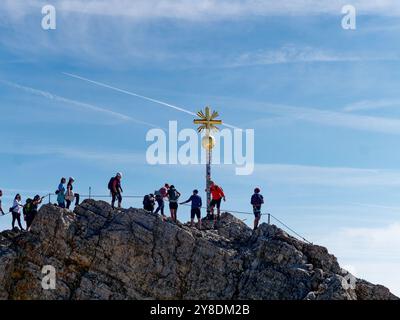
{"left": 0, "top": 200, "right": 397, "bottom": 300}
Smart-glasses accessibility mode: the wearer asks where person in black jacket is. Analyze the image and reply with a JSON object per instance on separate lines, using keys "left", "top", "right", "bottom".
{"left": 251, "top": 188, "right": 264, "bottom": 230}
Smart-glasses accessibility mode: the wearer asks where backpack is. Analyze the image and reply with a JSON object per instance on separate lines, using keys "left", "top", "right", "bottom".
{"left": 23, "top": 199, "right": 33, "bottom": 217}
{"left": 143, "top": 195, "right": 150, "bottom": 206}
{"left": 252, "top": 194, "right": 264, "bottom": 206}
{"left": 168, "top": 189, "right": 179, "bottom": 201}
{"left": 143, "top": 195, "right": 154, "bottom": 209}
{"left": 108, "top": 177, "right": 115, "bottom": 190}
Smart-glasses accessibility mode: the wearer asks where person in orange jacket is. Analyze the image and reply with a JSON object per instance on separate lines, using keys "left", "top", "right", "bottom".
{"left": 209, "top": 181, "right": 226, "bottom": 227}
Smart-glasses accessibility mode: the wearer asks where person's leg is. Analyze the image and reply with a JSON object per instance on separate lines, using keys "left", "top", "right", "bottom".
{"left": 216, "top": 199, "right": 221, "bottom": 219}
{"left": 74, "top": 193, "right": 80, "bottom": 206}
{"left": 155, "top": 200, "right": 161, "bottom": 214}
{"left": 196, "top": 209, "right": 201, "bottom": 229}
{"left": 253, "top": 206, "right": 261, "bottom": 230}
{"left": 190, "top": 209, "right": 195, "bottom": 227}
{"left": 117, "top": 193, "right": 122, "bottom": 208}
{"left": 66, "top": 200, "right": 71, "bottom": 209}
{"left": 111, "top": 193, "right": 116, "bottom": 208}
{"left": 12, "top": 213, "right": 16, "bottom": 229}
{"left": 17, "top": 215, "right": 23, "bottom": 230}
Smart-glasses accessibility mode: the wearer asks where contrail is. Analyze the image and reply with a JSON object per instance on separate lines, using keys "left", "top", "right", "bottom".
{"left": 0, "top": 80, "right": 159, "bottom": 128}
{"left": 63, "top": 72, "right": 239, "bottom": 129}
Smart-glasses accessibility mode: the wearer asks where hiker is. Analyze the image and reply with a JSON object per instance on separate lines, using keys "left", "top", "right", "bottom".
{"left": 11, "top": 194, "right": 24, "bottom": 230}
{"left": 24, "top": 195, "right": 43, "bottom": 231}
{"left": 167, "top": 185, "right": 181, "bottom": 222}
{"left": 0, "top": 189, "right": 4, "bottom": 215}
{"left": 108, "top": 172, "right": 123, "bottom": 209}
{"left": 154, "top": 184, "right": 169, "bottom": 219}
{"left": 251, "top": 187, "right": 264, "bottom": 230}
{"left": 209, "top": 181, "right": 226, "bottom": 225}
{"left": 65, "top": 177, "right": 80, "bottom": 209}
{"left": 180, "top": 189, "right": 202, "bottom": 229}
{"left": 56, "top": 177, "right": 66, "bottom": 208}
{"left": 143, "top": 194, "right": 156, "bottom": 213}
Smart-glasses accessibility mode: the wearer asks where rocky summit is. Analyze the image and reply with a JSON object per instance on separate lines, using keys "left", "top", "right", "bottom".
{"left": 0, "top": 200, "right": 397, "bottom": 300}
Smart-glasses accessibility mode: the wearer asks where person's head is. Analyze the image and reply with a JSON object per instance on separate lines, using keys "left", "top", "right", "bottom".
{"left": 254, "top": 187, "right": 261, "bottom": 194}
{"left": 0, "top": 190, "right": 2, "bottom": 197}
{"left": 116, "top": 172, "right": 122, "bottom": 180}
{"left": 150, "top": 193, "right": 154, "bottom": 198}
{"left": 61, "top": 177, "right": 66, "bottom": 184}
{"left": 164, "top": 183, "right": 169, "bottom": 188}
{"left": 170, "top": 185, "right": 175, "bottom": 190}
{"left": 210, "top": 181, "right": 215, "bottom": 187}
{"left": 33, "top": 195, "right": 41, "bottom": 202}
{"left": 15, "top": 194, "right": 21, "bottom": 201}
{"left": 193, "top": 189, "right": 199, "bottom": 195}
{"left": 69, "top": 177, "right": 75, "bottom": 183}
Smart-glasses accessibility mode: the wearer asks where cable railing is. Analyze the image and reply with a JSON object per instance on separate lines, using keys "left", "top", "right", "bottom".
{"left": 1, "top": 191, "right": 312, "bottom": 244}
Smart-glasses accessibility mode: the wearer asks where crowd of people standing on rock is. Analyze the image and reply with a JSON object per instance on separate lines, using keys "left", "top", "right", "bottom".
{"left": 0, "top": 173, "right": 265, "bottom": 232}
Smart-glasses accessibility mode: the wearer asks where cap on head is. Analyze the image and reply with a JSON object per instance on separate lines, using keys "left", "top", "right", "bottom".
{"left": 69, "top": 177, "right": 75, "bottom": 182}
{"left": 34, "top": 195, "right": 40, "bottom": 201}
{"left": 116, "top": 172, "right": 122, "bottom": 178}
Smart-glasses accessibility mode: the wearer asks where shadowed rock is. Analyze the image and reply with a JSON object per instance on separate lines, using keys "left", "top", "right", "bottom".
{"left": 0, "top": 200, "right": 397, "bottom": 300}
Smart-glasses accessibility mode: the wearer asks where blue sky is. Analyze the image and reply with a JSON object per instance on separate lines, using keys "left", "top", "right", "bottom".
{"left": 1, "top": 0, "right": 400, "bottom": 295}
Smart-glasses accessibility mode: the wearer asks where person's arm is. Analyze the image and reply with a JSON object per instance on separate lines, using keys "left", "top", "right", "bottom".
{"left": 0, "top": 202, "right": 4, "bottom": 214}
{"left": 180, "top": 196, "right": 191, "bottom": 205}
{"left": 221, "top": 188, "right": 226, "bottom": 201}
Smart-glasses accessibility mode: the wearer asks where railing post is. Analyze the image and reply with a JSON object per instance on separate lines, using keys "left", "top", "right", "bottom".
{"left": 48, "top": 193, "right": 51, "bottom": 204}
{"left": 89, "top": 187, "right": 92, "bottom": 199}
{"left": 267, "top": 213, "right": 271, "bottom": 225}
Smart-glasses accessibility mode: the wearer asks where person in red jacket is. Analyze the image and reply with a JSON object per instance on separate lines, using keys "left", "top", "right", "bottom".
{"left": 209, "top": 181, "right": 226, "bottom": 226}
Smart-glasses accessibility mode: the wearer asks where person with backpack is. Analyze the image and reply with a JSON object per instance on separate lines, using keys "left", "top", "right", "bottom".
{"left": 180, "top": 189, "right": 202, "bottom": 229}
{"left": 25, "top": 195, "right": 43, "bottom": 231}
{"left": 143, "top": 194, "right": 155, "bottom": 213}
{"left": 0, "top": 189, "right": 4, "bottom": 215}
{"left": 154, "top": 184, "right": 169, "bottom": 219}
{"left": 209, "top": 181, "right": 226, "bottom": 226}
{"left": 11, "top": 194, "right": 24, "bottom": 230}
{"left": 109, "top": 172, "right": 123, "bottom": 209}
{"left": 167, "top": 185, "right": 181, "bottom": 222}
{"left": 251, "top": 187, "right": 264, "bottom": 230}
{"left": 65, "top": 177, "right": 80, "bottom": 209}
{"left": 56, "top": 177, "right": 66, "bottom": 208}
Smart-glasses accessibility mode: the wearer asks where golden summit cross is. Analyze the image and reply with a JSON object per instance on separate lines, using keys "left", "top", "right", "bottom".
{"left": 193, "top": 106, "right": 222, "bottom": 133}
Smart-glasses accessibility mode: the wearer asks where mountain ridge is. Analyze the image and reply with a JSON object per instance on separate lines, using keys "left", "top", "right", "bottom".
{"left": 0, "top": 199, "right": 397, "bottom": 300}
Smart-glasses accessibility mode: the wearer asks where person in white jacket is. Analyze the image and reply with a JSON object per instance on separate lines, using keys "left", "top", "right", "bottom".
{"left": 11, "top": 194, "right": 24, "bottom": 230}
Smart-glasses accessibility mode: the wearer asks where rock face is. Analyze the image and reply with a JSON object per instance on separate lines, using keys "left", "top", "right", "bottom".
{"left": 0, "top": 200, "right": 397, "bottom": 300}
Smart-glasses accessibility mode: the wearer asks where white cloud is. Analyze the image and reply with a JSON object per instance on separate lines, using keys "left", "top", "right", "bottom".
{"left": 321, "top": 223, "right": 400, "bottom": 296}
{"left": 247, "top": 102, "right": 400, "bottom": 135}
{"left": 226, "top": 46, "right": 396, "bottom": 67}
{"left": 344, "top": 99, "right": 400, "bottom": 112}
{"left": 253, "top": 163, "right": 400, "bottom": 187}
{"left": 3, "top": 0, "right": 400, "bottom": 20}
{"left": 0, "top": 145, "right": 146, "bottom": 165}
